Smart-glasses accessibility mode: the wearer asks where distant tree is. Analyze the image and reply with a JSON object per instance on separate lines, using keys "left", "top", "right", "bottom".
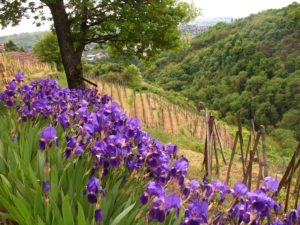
{"left": 5, "top": 40, "right": 24, "bottom": 52}
{"left": 278, "top": 109, "right": 300, "bottom": 140}
{"left": 33, "top": 32, "right": 63, "bottom": 71}
{"left": 0, "top": 0, "right": 198, "bottom": 89}
{"left": 122, "top": 64, "right": 142, "bottom": 87}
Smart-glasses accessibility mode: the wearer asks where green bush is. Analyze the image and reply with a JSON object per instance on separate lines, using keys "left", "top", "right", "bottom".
{"left": 122, "top": 64, "right": 142, "bottom": 87}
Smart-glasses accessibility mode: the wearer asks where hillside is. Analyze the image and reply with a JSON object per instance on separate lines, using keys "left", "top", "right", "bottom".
{"left": 144, "top": 2, "right": 300, "bottom": 143}
{"left": 0, "top": 32, "right": 46, "bottom": 51}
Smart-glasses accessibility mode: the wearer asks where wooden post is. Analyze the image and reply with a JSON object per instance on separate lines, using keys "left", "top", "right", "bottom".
{"left": 237, "top": 112, "right": 246, "bottom": 178}
{"left": 146, "top": 93, "right": 154, "bottom": 128}
{"left": 244, "top": 131, "right": 261, "bottom": 191}
{"left": 278, "top": 143, "right": 300, "bottom": 193}
{"left": 226, "top": 131, "right": 239, "bottom": 183}
{"left": 294, "top": 169, "right": 300, "bottom": 209}
{"left": 213, "top": 130, "right": 220, "bottom": 177}
{"left": 214, "top": 121, "right": 227, "bottom": 165}
{"left": 205, "top": 108, "right": 211, "bottom": 178}
{"left": 261, "top": 125, "right": 268, "bottom": 177}
{"left": 245, "top": 126, "right": 252, "bottom": 163}
{"left": 209, "top": 114, "right": 215, "bottom": 174}
{"left": 284, "top": 145, "right": 298, "bottom": 213}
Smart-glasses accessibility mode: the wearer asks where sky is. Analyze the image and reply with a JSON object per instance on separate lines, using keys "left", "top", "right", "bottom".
{"left": 0, "top": 0, "right": 299, "bottom": 37}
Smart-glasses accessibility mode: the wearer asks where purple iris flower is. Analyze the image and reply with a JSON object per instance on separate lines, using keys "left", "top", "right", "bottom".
{"left": 15, "top": 73, "right": 24, "bottom": 82}
{"left": 172, "top": 160, "right": 189, "bottom": 174}
{"left": 272, "top": 219, "right": 284, "bottom": 225}
{"left": 74, "top": 143, "right": 85, "bottom": 156}
{"left": 171, "top": 159, "right": 189, "bottom": 185}
{"left": 165, "top": 143, "right": 178, "bottom": 156}
{"left": 145, "top": 181, "right": 165, "bottom": 197}
{"left": 42, "top": 181, "right": 50, "bottom": 194}
{"left": 39, "top": 125, "right": 58, "bottom": 151}
{"left": 149, "top": 207, "right": 166, "bottom": 223}
{"left": 183, "top": 180, "right": 199, "bottom": 199}
{"left": 183, "top": 201, "right": 208, "bottom": 224}
{"left": 229, "top": 203, "right": 250, "bottom": 224}
{"left": 139, "top": 193, "right": 149, "bottom": 205}
{"left": 247, "top": 190, "right": 275, "bottom": 218}
{"left": 233, "top": 182, "right": 248, "bottom": 197}
{"left": 7, "top": 80, "right": 17, "bottom": 91}
{"left": 262, "top": 176, "right": 279, "bottom": 192}
{"left": 210, "top": 180, "right": 229, "bottom": 203}
{"left": 83, "top": 123, "right": 94, "bottom": 135}
{"left": 95, "top": 209, "right": 103, "bottom": 223}
{"left": 165, "top": 194, "right": 182, "bottom": 217}
{"left": 139, "top": 181, "right": 165, "bottom": 205}
{"left": 101, "top": 94, "right": 112, "bottom": 104}
{"left": 57, "top": 112, "right": 70, "bottom": 129}
{"left": 274, "top": 203, "right": 282, "bottom": 215}
{"left": 288, "top": 209, "right": 299, "bottom": 224}
{"left": 84, "top": 176, "right": 99, "bottom": 204}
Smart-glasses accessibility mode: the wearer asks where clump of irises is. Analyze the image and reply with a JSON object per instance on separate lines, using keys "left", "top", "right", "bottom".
{"left": 1, "top": 74, "right": 300, "bottom": 225}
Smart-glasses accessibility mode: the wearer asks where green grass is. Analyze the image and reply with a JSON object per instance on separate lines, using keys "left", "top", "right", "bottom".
{"left": 56, "top": 73, "right": 68, "bottom": 88}
{"left": 145, "top": 128, "right": 204, "bottom": 153}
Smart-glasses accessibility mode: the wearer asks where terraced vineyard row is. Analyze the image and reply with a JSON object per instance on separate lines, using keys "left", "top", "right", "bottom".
{"left": 97, "top": 81, "right": 234, "bottom": 149}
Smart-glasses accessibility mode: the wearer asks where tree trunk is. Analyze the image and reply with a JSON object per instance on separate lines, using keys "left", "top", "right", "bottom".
{"left": 48, "top": 0, "right": 84, "bottom": 89}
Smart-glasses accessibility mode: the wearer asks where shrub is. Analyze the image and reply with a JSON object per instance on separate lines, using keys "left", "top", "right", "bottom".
{"left": 122, "top": 64, "right": 142, "bottom": 87}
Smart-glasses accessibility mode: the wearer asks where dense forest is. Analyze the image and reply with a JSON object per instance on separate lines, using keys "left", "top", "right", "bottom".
{"left": 0, "top": 32, "right": 46, "bottom": 51}
{"left": 144, "top": 2, "right": 300, "bottom": 140}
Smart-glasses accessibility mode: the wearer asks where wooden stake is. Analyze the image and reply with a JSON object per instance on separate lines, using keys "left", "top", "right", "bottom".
{"left": 278, "top": 143, "right": 300, "bottom": 193}
{"left": 284, "top": 145, "right": 299, "bottom": 213}
{"left": 214, "top": 120, "right": 227, "bottom": 165}
{"left": 237, "top": 112, "right": 246, "bottom": 177}
{"left": 205, "top": 108, "right": 211, "bottom": 178}
{"left": 294, "top": 169, "right": 300, "bottom": 209}
{"left": 213, "top": 130, "right": 220, "bottom": 177}
{"left": 245, "top": 126, "right": 252, "bottom": 163}
{"left": 244, "top": 131, "right": 261, "bottom": 191}
{"left": 226, "top": 131, "right": 239, "bottom": 183}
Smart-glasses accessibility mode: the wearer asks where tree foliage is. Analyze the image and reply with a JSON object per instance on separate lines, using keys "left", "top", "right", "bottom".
{"left": 144, "top": 2, "right": 300, "bottom": 139}
{"left": 122, "top": 64, "right": 142, "bottom": 87}
{"left": 32, "top": 32, "right": 63, "bottom": 70}
{"left": 0, "top": 0, "right": 198, "bottom": 88}
{"left": 4, "top": 40, "right": 25, "bottom": 52}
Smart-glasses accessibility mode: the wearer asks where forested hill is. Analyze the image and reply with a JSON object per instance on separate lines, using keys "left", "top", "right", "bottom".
{"left": 144, "top": 2, "right": 300, "bottom": 140}
{"left": 0, "top": 32, "right": 46, "bottom": 51}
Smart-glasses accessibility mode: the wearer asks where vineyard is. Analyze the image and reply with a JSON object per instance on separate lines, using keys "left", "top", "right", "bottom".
{"left": 0, "top": 52, "right": 54, "bottom": 89}
{"left": 97, "top": 80, "right": 234, "bottom": 149}
{"left": 95, "top": 80, "right": 291, "bottom": 180}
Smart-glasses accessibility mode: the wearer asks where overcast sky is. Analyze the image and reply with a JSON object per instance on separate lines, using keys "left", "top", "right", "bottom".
{"left": 0, "top": 0, "right": 299, "bottom": 37}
